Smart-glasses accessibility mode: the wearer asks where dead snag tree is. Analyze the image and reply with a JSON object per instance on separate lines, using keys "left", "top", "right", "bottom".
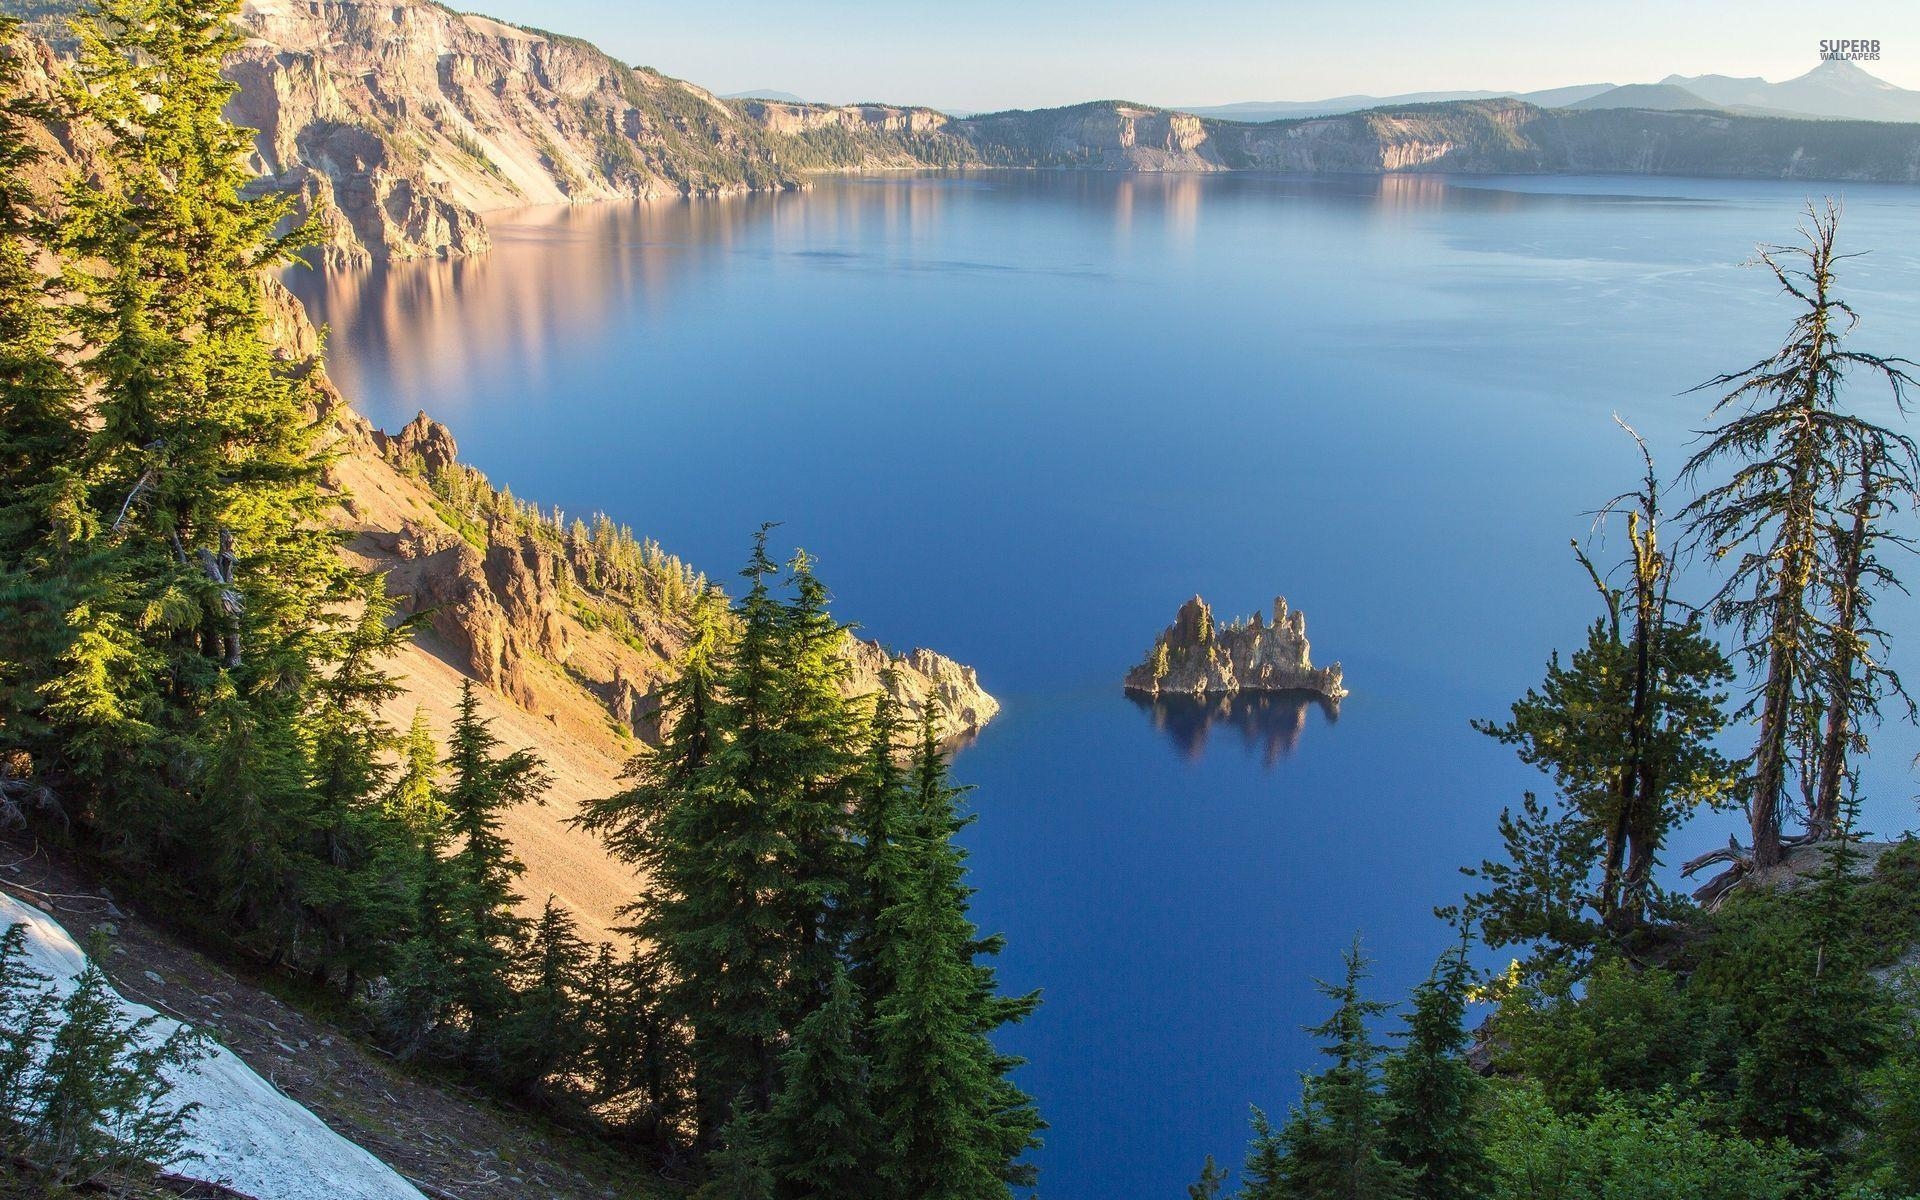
{"left": 1681, "top": 201, "right": 1916, "bottom": 870}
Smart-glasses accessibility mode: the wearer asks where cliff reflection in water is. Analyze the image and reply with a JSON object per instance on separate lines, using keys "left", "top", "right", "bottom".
{"left": 1128, "top": 689, "right": 1338, "bottom": 769}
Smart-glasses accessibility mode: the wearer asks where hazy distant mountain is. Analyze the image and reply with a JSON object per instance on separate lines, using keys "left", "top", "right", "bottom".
{"left": 1662, "top": 60, "right": 1920, "bottom": 122}
{"left": 721, "top": 89, "right": 808, "bottom": 103}
{"left": 1567, "top": 83, "right": 1726, "bottom": 112}
{"left": 1183, "top": 83, "right": 1614, "bottom": 122}
{"left": 1192, "top": 62, "right": 1920, "bottom": 126}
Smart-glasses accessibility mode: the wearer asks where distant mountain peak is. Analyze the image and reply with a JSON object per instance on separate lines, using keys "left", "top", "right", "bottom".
{"left": 1658, "top": 59, "right": 1920, "bottom": 121}
{"left": 1795, "top": 58, "right": 1900, "bottom": 91}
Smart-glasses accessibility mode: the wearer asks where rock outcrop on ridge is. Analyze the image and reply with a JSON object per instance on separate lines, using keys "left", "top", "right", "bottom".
{"left": 1125, "top": 595, "right": 1346, "bottom": 701}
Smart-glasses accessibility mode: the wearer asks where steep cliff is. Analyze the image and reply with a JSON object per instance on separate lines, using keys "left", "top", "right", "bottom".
{"left": 730, "top": 98, "right": 980, "bottom": 170}
{"left": 958, "top": 101, "right": 1228, "bottom": 170}
{"left": 1125, "top": 595, "right": 1346, "bottom": 701}
{"left": 16, "top": 1, "right": 1920, "bottom": 270}
{"left": 224, "top": 0, "right": 805, "bottom": 266}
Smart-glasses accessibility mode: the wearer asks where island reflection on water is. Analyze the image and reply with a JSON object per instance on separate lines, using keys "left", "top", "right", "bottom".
{"left": 1127, "top": 689, "right": 1339, "bottom": 768}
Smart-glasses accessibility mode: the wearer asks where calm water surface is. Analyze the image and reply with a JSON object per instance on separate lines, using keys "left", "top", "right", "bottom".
{"left": 288, "top": 172, "right": 1920, "bottom": 1200}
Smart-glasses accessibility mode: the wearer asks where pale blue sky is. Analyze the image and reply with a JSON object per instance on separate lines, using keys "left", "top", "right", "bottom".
{"left": 468, "top": 0, "right": 1920, "bottom": 111}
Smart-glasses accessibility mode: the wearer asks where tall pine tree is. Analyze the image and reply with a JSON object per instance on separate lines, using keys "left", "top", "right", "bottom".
{"left": 0, "top": 14, "right": 92, "bottom": 761}
{"left": 1681, "top": 202, "right": 1917, "bottom": 867}
{"left": 869, "top": 713, "right": 1042, "bottom": 1199}
{"left": 577, "top": 581, "right": 786, "bottom": 1143}
{"left": 767, "top": 962, "right": 882, "bottom": 1200}
{"left": 441, "top": 679, "right": 545, "bottom": 1057}
{"left": 1382, "top": 947, "right": 1489, "bottom": 1200}
{"left": 1263, "top": 940, "right": 1411, "bottom": 1200}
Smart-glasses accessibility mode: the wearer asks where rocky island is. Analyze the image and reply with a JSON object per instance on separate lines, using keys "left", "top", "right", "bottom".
{"left": 1125, "top": 595, "right": 1347, "bottom": 701}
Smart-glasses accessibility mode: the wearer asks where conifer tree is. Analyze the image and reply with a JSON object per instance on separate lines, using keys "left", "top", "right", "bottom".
{"left": 1467, "top": 437, "right": 1733, "bottom": 961}
{"left": 1239, "top": 1107, "right": 1288, "bottom": 1200}
{"left": 577, "top": 582, "right": 785, "bottom": 1142}
{"left": 0, "top": 922, "right": 57, "bottom": 1155}
{"left": 848, "top": 676, "right": 907, "bottom": 1026}
{"left": 441, "top": 680, "right": 545, "bottom": 1052}
{"left": 1266, "top": 941, "right": 1411, "bottom": 1200}
{"left": 388, "top": 707, "right": 445, "bottom": 831}
{"left": 50, "top": 0, "right": 351, "bottom": 874}
{"left": 0, "top": 13, "right": 92, "bottom": 756}
{"left": 298, "top": 575, "right": 415, "bottom": 989}
{"left": 772, "top": 547, "right": 865, "bottom": 1008}
{"left": 768, "top": 962, "right": 882, "bottom": 1200}
{"left": 192, "top": 678, "right": 309, "bottom": 943}
{"left": 870, "top": 713, "right": 1042, "bottom": 1198}
{"left": 577, "top": 937, "right": 690, "bottom": 1141}
{"left": 1382, "top": 947, "right": 1489, "bottom": 1200}
{"left": 26, "top": 947, "right": 206, "bottom": 1182}
{"left": 613, "top": 945, "right": 689, "bottom": 1146}
{"left": 1695, "top": 812, "right": 1887, "bottom": 1152}
{"left": 1681, "top": 202, "right": 1918, "bottom": 867}
{"left": 1190, "top": 1154, "right": 1230, "bottom": 1200}
{"left": 695, "top": 1098, "right": 776, "bottom": 1200}
{"left": 498, "top": 895, "right": 590, "bottom": 1101}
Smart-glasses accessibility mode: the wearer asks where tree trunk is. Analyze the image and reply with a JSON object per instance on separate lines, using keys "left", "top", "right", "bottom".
{"left": 1750, "top": 612, "right": 1796, "bottom": 869}
{"left": 1812, "top": 468, "right": 1871, "bottom": 837}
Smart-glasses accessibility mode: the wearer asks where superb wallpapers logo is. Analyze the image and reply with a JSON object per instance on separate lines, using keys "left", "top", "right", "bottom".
{"left": 1820, "top": 39, "right": 1882, "bottom": 62}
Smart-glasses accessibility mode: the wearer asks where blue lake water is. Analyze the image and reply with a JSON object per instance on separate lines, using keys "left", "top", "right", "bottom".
{"left": 287, "top": 171, "right": 1920, "bottom": 1200}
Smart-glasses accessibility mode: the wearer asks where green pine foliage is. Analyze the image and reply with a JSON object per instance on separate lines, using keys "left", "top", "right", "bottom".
{"left": 496, "top": 895, "right": 592, "bottom": 1102}
{"left": 1857, "top": 969, "right": 1920, "bottom": 1194}
{"left": 0, "top": 922, "right": 59, "bottom": 1155}
{"left": 1486, "top": 958, "right": 1723, "bottom": 1117}
{"left": 1689, "top": 838, "right": 1889, "bottom": 1153}
{"left": 441, "top": 679, "right": 546, "bottom": 1055}
{"left": 1482, "top": 1083, "right": 1810, "bottom": 1200}
{"left": 767, "top": 963, "right": 882, "bottom": 1200}
{"left": 0, "top": 927, "right": 207, "bottom": 1185}
{"left": 52, "top": 0, "right": 355, "bottom": 857}
{"left": 577, "top": 540, "right": 1041, "bottom": 1181}
{"left": 1383, "top": 947, "right": 1489, "bottom": 1200}
{"left": 0, "top": 15, "right": 91, "bottom": 758}
{"left": 868, "top": 713, "right": 1043, "bottom": 1199}
{"left": 1258, "top": 940, "right": 1412, "bottom": 1200}
{"left": 388, "top": 707, "right": 445, "bottom": 831}
{"left": 694, "top": 1099, "right": 777, "bottom": 1200}
{"left": 1462, "top": 443, "right": 1734, "bottom": 970}
{"left": 1239, "top": 1106, "right": 1287, "bottom": 1200}
{"left": 577, "top": 578, "right": 788, "bottom": 1139}
{"left": 1189, "top": 1154, "right": 1229, "bottom": 1200}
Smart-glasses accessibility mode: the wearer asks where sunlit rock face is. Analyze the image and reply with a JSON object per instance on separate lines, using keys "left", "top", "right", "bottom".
{"left": 1124, "top": 595, "right": 1346, "bottom": 702}
{"left": 224, "top": 0, "right": 801, "bottom": 265}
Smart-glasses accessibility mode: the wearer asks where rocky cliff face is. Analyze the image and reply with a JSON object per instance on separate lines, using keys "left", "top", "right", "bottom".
{"left": 1125, "top": 595, "right": 1346, "bottom": 701}
{"left": 345, "top": 408, "right": 997, "bottom": 746}
{"left": 959, "top": 102, "right": 1228, "bottom": 171}
{"left": 843, "top": 638, "right": 1001, "bottom": 739}
{"left": 732, "top": 99, "right": 979, "bottom": 170}
{"left": 220, "top": 0, "right": 802, "bottom": 266}
{"left": 17, "top": 3, "right": 1920, "bottom": 269}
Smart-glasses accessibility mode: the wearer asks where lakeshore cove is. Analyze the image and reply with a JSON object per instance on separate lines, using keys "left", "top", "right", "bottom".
{"left": 288, "top": 170, "right": 1920, "bottom": 1200}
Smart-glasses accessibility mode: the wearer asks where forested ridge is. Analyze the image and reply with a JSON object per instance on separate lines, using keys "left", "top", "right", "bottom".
{"left": 6, "top": 1, "right": 1920, "bottom": 1198}
{"left": 0, "top": 1, "right": 1038, "bottom": 1195}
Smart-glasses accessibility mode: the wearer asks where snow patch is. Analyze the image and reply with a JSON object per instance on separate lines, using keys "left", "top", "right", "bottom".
{"left": 0, "top": 892, "right": 425, "bottom": 1200}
